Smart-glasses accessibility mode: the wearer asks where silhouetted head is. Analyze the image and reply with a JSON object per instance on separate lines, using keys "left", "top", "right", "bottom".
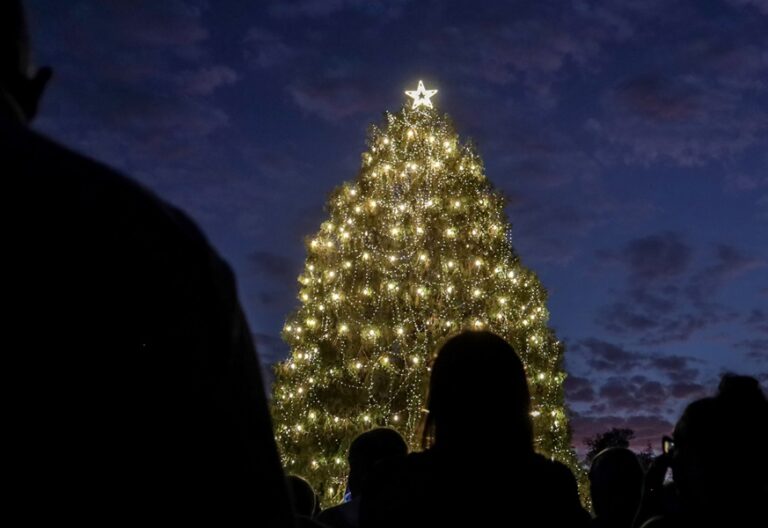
{"left": 0, "top": 0, "right": 51, "bottom": 122}
{"left": 423, "top": 331, "right": 532, "bottom": 454}
{"left": 348, "top": 427, "right": 408, "bottom": 497}
{"left": 589, "top": 447, "right": 643, "bottom": 525}
{"left": 287, "top": 475, "right": 317, "bottom": 517}
{"left": 671, "top": 374, "right": 768, "bottom": 519}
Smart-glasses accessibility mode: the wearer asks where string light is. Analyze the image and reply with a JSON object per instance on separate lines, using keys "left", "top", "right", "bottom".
{"left": 273, "top": 81, "right": 577, "bottom": 504}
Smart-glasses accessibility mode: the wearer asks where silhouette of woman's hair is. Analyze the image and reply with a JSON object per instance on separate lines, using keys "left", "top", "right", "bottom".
{"left": 667, "top": 373, "right": 768, "bottom": 526}
{"left": 422, "top": 331, "right": 532, "bottom": 452}
{"left": 717, "top": 373, "right": 766, "bottom": 405}
{"left": 286, "top": 475, "right": 317, "bottom": 517}
{"left": 348, "top": 427, "right": 407, "bottom": 496}
{"left": 676, "top": 374, "right": 767, "bottom": 453}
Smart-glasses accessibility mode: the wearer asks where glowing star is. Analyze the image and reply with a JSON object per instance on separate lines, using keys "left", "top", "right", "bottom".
{"left": 405, "top": 80, "right": 438, "bottom": 109}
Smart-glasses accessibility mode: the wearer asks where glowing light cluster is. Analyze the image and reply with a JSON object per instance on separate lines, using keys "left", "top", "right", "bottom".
{"left": 272, "top": 82, "right": 578, "bottom": 504}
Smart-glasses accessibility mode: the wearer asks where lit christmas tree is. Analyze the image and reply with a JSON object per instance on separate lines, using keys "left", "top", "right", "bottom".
{"left": 273, "top": 81, "right": 580, "bottom": 501}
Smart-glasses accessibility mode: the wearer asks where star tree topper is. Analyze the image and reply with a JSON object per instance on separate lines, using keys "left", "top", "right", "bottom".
{"left": 405, "top": 80, "right": 438, "bottom": 109}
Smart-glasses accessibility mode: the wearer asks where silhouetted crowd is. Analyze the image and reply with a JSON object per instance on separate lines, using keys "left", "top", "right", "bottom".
{"left": 284, "top": 336, "right": 767, "bottom": 528}
{"left": 3, "top": 1, "right": 766, "bottom": 526}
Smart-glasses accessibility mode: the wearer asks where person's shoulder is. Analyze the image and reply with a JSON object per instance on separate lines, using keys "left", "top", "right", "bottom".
{"left": 526, "top": 453, "right": 582, "bottom": 497}
{"left": 363, "top": 451, "right": 423, "bottom": 495}
{"left": 317, "top": 500, "right": 357, "bottom": 528}
{"left": 21, "top": 127, "right": 215, "bottom": 254}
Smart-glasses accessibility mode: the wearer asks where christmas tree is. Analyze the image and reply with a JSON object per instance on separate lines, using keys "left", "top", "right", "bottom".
{"left": 273, "top": 81, "right": 579, "bottom": 501}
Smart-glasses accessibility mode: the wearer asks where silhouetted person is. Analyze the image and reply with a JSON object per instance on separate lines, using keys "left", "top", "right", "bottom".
{"left": 2, "top": 2, "right": 293, "bottom": 524}
{"left": 319, "top": 428, "right": 408, "bottom": 528}
{"left": 288, "top": 475, "right": 320, "bottom": 517}
{"left": 360, "top": 331, "right": 590, "bottom": 528}
{"left": 590, "top": 448, "right": 644, "bottom": 528}
{"left": 636, "top": 374, "right": 768, "bottom": 528}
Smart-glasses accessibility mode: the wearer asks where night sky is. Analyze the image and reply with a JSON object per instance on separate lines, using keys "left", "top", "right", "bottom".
{"left": 27, "top": 0, "right": 767, "bottom": 451}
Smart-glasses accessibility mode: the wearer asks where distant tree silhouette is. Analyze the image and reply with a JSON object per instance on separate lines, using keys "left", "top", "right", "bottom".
{"left": 584, "top": 428, "right": 635, "bottom": 463}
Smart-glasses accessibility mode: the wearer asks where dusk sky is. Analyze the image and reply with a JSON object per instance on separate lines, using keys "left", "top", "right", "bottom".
{"left": 28, "top": 0, "right": 767, "bottom": 450}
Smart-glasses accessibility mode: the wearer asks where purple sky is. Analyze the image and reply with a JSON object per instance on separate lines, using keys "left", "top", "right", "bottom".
{"left": 27, "top": 0, "right": 767, "bottom": 451}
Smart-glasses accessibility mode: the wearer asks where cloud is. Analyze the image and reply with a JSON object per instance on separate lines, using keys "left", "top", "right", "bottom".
{"left": 616, "top": 75, "right": 700, "bottom": 122}
{"left": 584, "top": 12, "right": 768, "bottom": 169}
{"left": 244, "top": 28, "right": 299, "bottom": 68}
{"left": 727, "top": 0, "right": 768, "bottom": 15}
{"left": 566, "top": 339, "right": 710, "bottom": 451}
{"left": 485, "top": 116, "right": 603, "bottom": 189}
{"left": 565, "top": 375, "right": 596, "bottom": 403}
{"left": 287, "top": 75, "right": 385, "bottom": 121}
{"left": 596, "top": 235, "right": 761, "bottom": 344}
{"left": 598, "top": 292, "right": 733, "bottom": 345}
{"left": 734, "top": 339, "right": 768, "bottom": 361}
{"left": 572, "top": 338, "right": 702, "bottom": 381}
{"left": 507, "top": 197, "right": 603, "bottom": 264}
{"left": 745, "top": 309, "right": 768, "bottom": 335}
{"left": 724, "top": 171, "right": 768, "bottom": 192}
{"left": 706, "top": 245, "right": 764, "bottom": 280}
{"left": 592, "top": 70, "right": 768, "bottom": 168}
{"left": 51, "top": 1, "right": 211, "bottom": 62}
{"left": 267, "top": 0, "right": 412, "bottom": 19}
{"left": 421, "top": 12, "right": 610, "bottom": 105}
{"left": 177, "top": 65, "right": 240, "bottom": 95}
{"left": 253, "top": 332, "right": 289, "bottom": 365}
{"left": 505, "top": 189, "right": 652, "bottom": 266}
{"left": 648, "top": 355, "right": 700, "bottom": 383}
{"left": 598, "top": 375, "right": 669, "bottom": 414}
{"left": 30, "top": 0, "right": 245, "bottom": 194}
{"left": 574, "top": 338, "right": 644, "bottom": 372}
{"left": 249, "top": 250, "right": 299, "bottom": 286}
{"left": 687, "top": 245, "right": 765, "bottom": 305}
{"left": 601, "top": 231, "right": 693, "bottom": 282}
